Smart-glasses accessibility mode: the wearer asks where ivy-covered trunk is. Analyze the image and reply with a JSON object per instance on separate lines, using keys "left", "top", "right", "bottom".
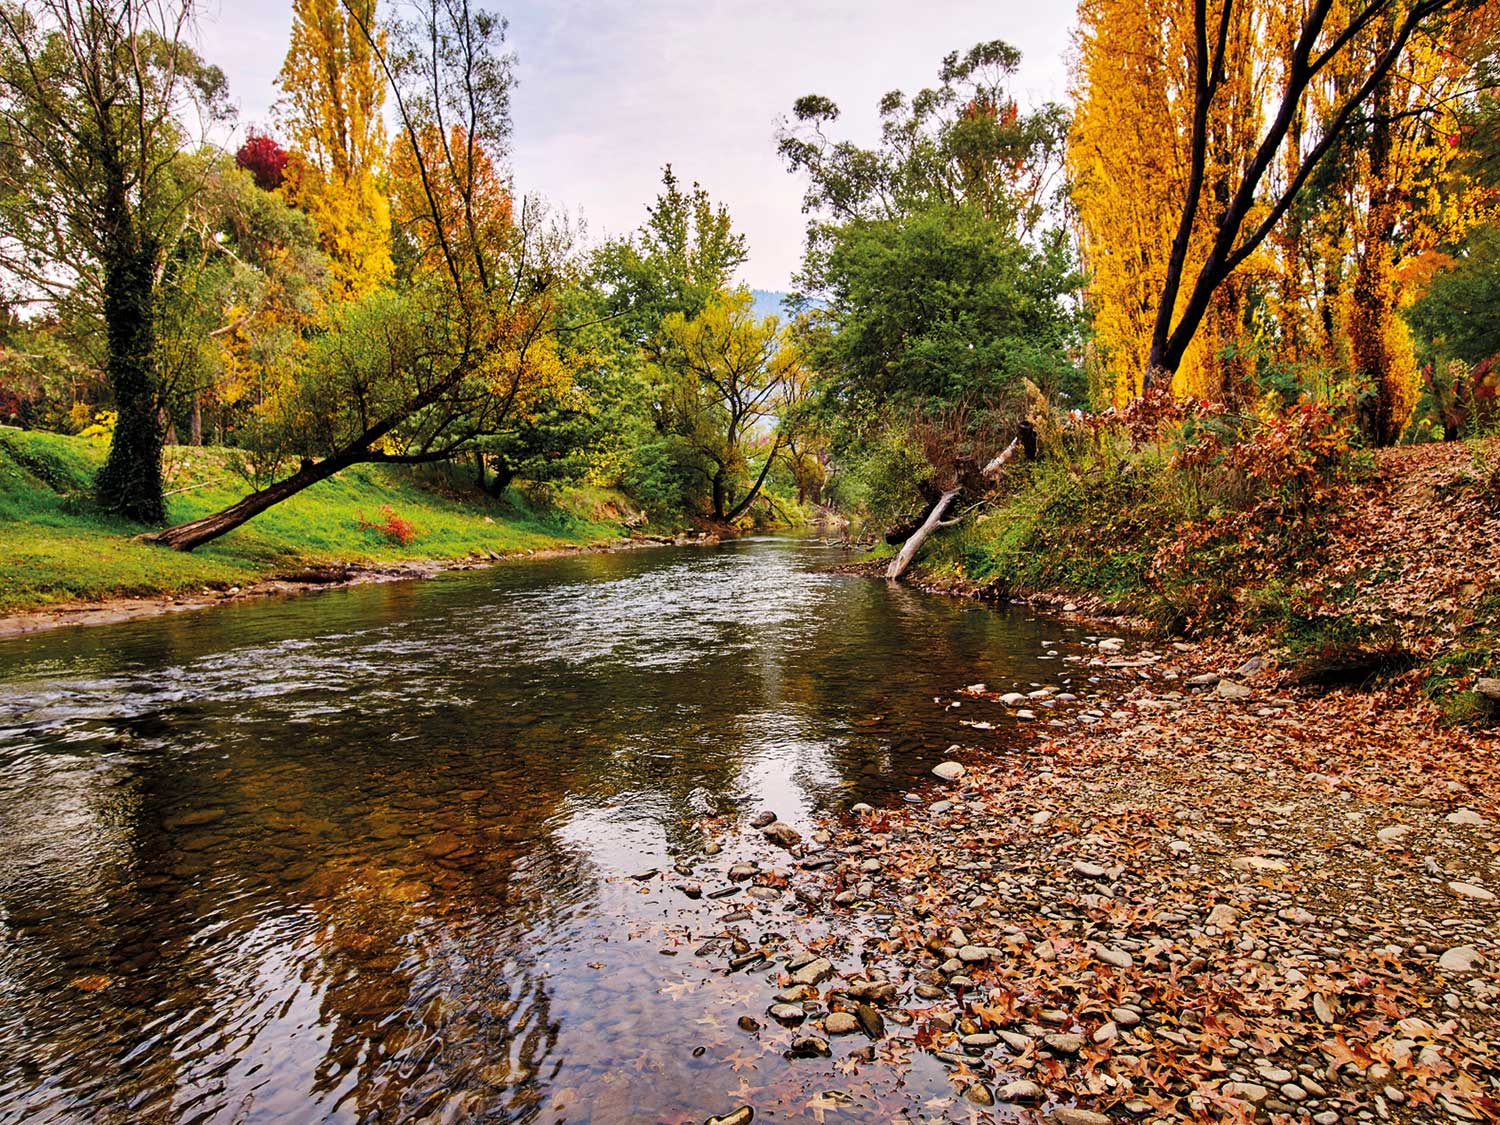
{"left": 94, "top": 197, "right": 166, "bottom": 524}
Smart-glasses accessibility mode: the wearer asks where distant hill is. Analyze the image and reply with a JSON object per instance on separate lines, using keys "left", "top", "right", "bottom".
{"left": 749, "top": 289, "right": 825, "bottom": 321}
{"left": 750, "top": 288, "right": 791, "bottom": 321}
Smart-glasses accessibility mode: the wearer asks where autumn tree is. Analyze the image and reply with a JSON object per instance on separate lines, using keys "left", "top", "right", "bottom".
{"left": 154, "top": 150, "right": 328, "bottom": 446}
{"left": 0, "top": 0, "right": 228, "bottom": 522}
{"left": 276, "top": 0, "right": 391, "bottom": 298}
{"left": 1130, "top": 0, "right": 1477, "bottom": 414}
{"left": 147, "top": 0, "right": 568, "bottom": 549}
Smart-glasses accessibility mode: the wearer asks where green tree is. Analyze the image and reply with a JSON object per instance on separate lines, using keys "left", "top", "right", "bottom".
{"left": 0, "top": 0, "right": 229, "bottom": 522}
{"left": 651, "top": 288, "right": 806, "bottom": 522}
{"left": 778, "top": 40, "right": 1082, "bottom": 516}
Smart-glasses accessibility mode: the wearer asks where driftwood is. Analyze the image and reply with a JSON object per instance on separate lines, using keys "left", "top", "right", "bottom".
{"left": 885, "top": 489, "right": 959, "bottom": 579}
{"left": 886, "top": 439, "right": 1023, "bottom": 581}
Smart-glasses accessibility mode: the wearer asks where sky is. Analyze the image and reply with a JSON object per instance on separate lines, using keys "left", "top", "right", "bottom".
{"left": 195, "top": 1, "right": 1077, "bottom": 292}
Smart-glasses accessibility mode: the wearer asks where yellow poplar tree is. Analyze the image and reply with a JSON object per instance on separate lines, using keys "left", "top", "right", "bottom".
{"left": 276, "top": 0, "right": 393, "bottom": 299}
{"left": 1069, "top": 0, "right": 1264, "bottom": 406}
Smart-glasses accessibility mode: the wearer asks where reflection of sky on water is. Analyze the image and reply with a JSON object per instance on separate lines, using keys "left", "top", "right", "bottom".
{"left": 0, "top": 538, "right": 1088, "bottom": 1122}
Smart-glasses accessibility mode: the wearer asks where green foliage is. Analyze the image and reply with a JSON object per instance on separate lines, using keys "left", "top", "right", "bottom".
{"left": 807, "top": 204, "right": 1085, "bottom": 427}
{"left": 778, "top": 41, "right": 1083, "bottom": 514}
{"left": 1407, "top": 223, "right": 1500, "bottom": 367}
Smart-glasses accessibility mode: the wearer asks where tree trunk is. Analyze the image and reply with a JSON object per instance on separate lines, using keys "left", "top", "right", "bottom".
{"left": 190, "top": 396, "right": 203, "bottom": 446}
{"left": 886, "top": 490, "right": 959, "bottom": 580}
{"left": 711, "top": 469, "right": 727, "bottom": 522}
{"left": 724, "top": 437, "right": 783, "bottom": 523}
{"left": 144, "top": 454, "right": 355, "bottom": 551}
{"left": 94, "top": 222, "right": 165, "bottom": 524}
{"left": 487, "top": 458, "right": 514, "bottom": 498}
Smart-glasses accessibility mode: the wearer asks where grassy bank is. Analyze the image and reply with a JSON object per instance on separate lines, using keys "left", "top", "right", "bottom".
{"left": 888, "top": 433, "right": 1500, "bottom": 725}
{"left": 0, "top": 428, "right": 640, "bottom": 613}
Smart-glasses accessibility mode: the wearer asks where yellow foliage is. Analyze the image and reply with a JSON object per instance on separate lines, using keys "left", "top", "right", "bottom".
{"left": 1070, "top": 0, "right": 1265, "bottom": 406}
{"left": 276, "top": 0, "right": 392, "bottom": 299}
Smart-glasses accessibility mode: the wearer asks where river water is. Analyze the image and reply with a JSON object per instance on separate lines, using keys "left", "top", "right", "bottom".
{"left": 0, "top": 537, "right": 1090, "bottom": 1123}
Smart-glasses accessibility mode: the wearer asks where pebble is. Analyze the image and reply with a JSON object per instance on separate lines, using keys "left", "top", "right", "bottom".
{"left": 1072, "top": 861, "right": 1108, "bottom": 879}
{"left": 788, "top": 1036, "right": 830, "bottom": 1058}
{"left": 958, "top": 945, "right": 991, "bottom": 963}
{"left": 1206, "top": 903, "right": 1239, "bottom": 928}
{"left": 965, "top": 1082, "right": 995, "bottom": 1106}
{"left": 768, "top": 1004, "right": 806, "bottom": 1024}
{"left": 1094, "top": 945, "right": 1133, "bottom": 969}
{"left": 1224, "top": 1082, "right": 1269, "bottom": 1105}
{"left": 1446, "top": 808, "right": 1486, "bottom": 826}
{"left": 1044, "top": 1033, "right": 1085, "bottom": 1055}
{"left": 1437, "top": 945, "right": 1485, "bottom": 972}
{"left": 1448, "top": 881, "right": 1495, "bottom": 901}
{"left": 1216, "top": 680, "right": 1253, "bottom": 700}
{"left": 791, "top": 957, "right": 834, "bottom": 986}
{"left": 998, "top": 1079, "right": 1042, "bottom": 1102}
{"left": 1051, "top": 1109, "right": 1112, "bottom": 1125}
{"left": 1281, "top": 1083, "right": 1308, "bottom": 1102}
{"left": 1376, "top": 825, "right": 1413, "bottom": 843}
{"left": 761, "top": 822, "right": 801, "bottom": 848}
{"left": 824, "top": 1012, "right": 859, "bottom": 1035}
{"left": 1109, "top": 1007, "right": 1140, "bottom": 1029}
{"left": 932, "top": 761, "right": 965, "bottom": 781}
{"left": 750, "top": 810, "right": 777, "bottom": 828}
{"left": 706, "top": 1109, "right": 753, "bottom": 1125}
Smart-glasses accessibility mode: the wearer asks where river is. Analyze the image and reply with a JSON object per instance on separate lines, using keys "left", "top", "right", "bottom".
{"left": 0, "top": 537, "right": 1091, "bottom": 1123}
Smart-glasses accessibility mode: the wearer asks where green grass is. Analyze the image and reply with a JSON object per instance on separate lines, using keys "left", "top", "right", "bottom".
{"left": 0, "top": 429, "right": 636, "bottom": 613}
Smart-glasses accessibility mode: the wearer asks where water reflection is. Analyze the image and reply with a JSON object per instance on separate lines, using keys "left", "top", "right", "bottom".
{"left": 0, "top": 538, "right": 1086, "bottom": 1122}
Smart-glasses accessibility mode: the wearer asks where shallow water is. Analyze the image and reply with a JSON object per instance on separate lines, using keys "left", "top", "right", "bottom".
{"left": 0, "top": 537, "right": 1088, "bottom": 1123}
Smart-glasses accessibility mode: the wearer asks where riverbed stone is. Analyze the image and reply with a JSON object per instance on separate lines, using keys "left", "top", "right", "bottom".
{"left": 998, "top": 1079, "right": 1042, "bottom": 1102}
{"left": 932, "top": 761, "right": 965, "bottom": 781}
{"left": 706, "top": 1109, "right": 754, "bottom": 1125}
{"left": 789, "top": 1035, "right": 830, "bottom": 1058}
{"left": 824, "top": 1011, "right": 859, "bottom": 1035}
{"left": 791, "top": 957, "right": 834, "bottom": 986}
{"left": 761, "top": 822, "right": 801, "bottom": 848}
{"left": 1051, "top": 1109, "right": 1112, "bottom": 1125}
{"left": 1438, "top": 945, "right": 1485, "bottom": 972}
{"left": 1448, "top": 881, "right": 1495, "bottom": 901}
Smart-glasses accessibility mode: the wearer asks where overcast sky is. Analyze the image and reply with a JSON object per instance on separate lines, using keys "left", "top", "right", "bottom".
{"left": 196, "top": 1, "right": 1077, "bottom": 291}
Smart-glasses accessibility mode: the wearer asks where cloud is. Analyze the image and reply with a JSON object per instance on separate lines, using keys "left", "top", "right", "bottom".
{"left": 197, "top": 0, "right": 1075, "bottom": 291}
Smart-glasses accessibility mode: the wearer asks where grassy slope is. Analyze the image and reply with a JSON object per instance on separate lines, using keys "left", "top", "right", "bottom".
{"left": 0, "top": 428, "right": 634, "bottom": 613}
{"left": 889, "top": 437, "right": 1500, "bottom": 723}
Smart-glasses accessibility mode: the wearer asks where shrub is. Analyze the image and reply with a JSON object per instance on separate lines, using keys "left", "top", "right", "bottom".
{"left": 356, "top": 505, "right": 420, "bottom": 546}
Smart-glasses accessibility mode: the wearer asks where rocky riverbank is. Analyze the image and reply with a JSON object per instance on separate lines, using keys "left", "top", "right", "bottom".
{"left": 0, "top": 531, "right": 722, "bottom": 637}
{"left": 683, "top": 632, "right": 1498, "bottom": 1124}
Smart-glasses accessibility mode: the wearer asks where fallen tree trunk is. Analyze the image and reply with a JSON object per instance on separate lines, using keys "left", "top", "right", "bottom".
{"left": 886, "top": 489, "right": 959, "bottom": 579}
{"left": 885, "top": 439, "right": 1023, "bottom": 581}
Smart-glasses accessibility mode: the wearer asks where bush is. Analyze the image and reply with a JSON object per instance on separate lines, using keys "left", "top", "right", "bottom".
{"left": 356, "top": 505, "right": 420, "bottom": 546}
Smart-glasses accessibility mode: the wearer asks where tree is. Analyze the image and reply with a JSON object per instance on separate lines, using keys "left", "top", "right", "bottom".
{"left": 146, "top": 0, "right": 566, "bottom": 550}
{"left": 235, "top": 129, "right": 289, "bottom": 191}
{"left": 0, "top": 0, "right": 229, "bottom": 521}
{"left": 154, "top": 150, "right": 328, "bottom": 446}
{"left": 778, "top": 41, "right": 1081, "bottom": 543}
{"left": 592, "top": 164, "right": 747, "bottom": 341}
{"left": 1136, "top": 0, "right": 1477, "bottom": 401}
{"left": 652, "top": 289, "right": 806, "bottom": 523}
{"left": 276, "top": 0, "right": 391, "bottom": 298}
